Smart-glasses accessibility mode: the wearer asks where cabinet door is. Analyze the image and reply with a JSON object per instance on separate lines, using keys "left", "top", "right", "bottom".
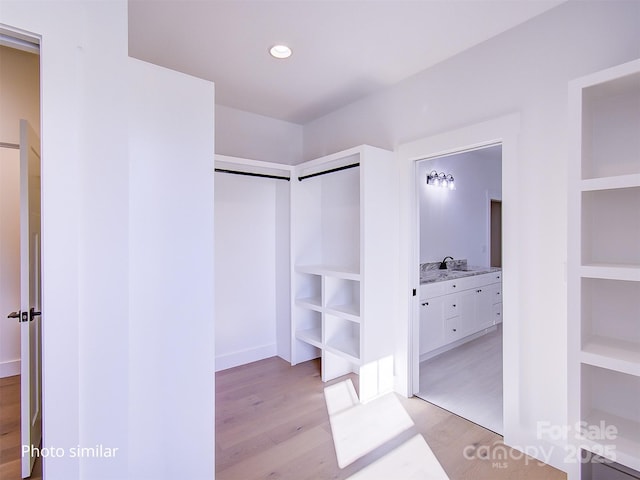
{"left": 474, "top": 286, "right": 495, "bottom": 330}
{"left": 420, "top": 296, "right": 445, "bottom": 354}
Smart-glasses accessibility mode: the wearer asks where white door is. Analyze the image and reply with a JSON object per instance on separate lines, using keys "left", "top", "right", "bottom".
{"left": 20, "top": 119, "right": 42, "bottom": 478}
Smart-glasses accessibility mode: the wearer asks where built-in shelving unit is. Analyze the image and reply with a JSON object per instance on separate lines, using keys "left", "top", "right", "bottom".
{"left": 568, "top": 59, "right": 640, "bottom": 479}
{"left": 290, "top": 145, "right": 397, "bottom": 398}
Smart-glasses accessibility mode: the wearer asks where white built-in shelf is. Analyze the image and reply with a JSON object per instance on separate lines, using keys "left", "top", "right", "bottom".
{"left": 581, "top": 264, "right": 640, "bottom": 282}
{"left": 581, "top": 173, "right": 640, "bottom": 191}
{"left": 291, "top": 145, "right": 396, "bottom": 390}
{"left": 581, "top": 337, "right": 640, "bottom": 376}
{"left": 294, "top": 264, "right": 361, "bottom": 280}
{"left": 296, "top": 328, "right": 322, "bottom": 348}
{"left": 570, "top": 59, "right": 640, "bottom": 479}
{"left": 581, "top": 409, "right": 640, "bottom": 473}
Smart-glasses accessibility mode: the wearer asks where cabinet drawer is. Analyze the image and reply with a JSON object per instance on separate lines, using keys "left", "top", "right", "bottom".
{"left": 444, "top": 275, "right": 478, "bottom": 293}
{"left": 444, "top": 316, "right": 465, "bottom": 342}
{"left": 476, "top": 271, "right": 502, "bottom": 285}
{"left": 487, "top": 283, "right": 502, "bottom": 303}
{"left": 445, "top": 298, "right": 461, "bottom": 318}
{"left": 493, "top": 302, "right": 503, "bottom": 324}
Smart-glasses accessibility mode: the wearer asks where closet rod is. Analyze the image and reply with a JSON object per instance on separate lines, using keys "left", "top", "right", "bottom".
{"left": 297, "top": 162, "right": 359, "bottom": 181}
{"left": 214, "top": 168, "right": 290, "bottom": 181}
{"left": 0, "top": 142, "right": 20, "bottom": 150}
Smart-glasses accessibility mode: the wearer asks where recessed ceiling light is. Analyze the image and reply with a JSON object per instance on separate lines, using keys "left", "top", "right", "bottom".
{"left": 269, "top": 44, "right": 292, "bottom": 59}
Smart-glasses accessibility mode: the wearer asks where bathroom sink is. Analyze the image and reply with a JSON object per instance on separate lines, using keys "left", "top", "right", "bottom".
{"left": 420, "top": 265, "right": 497, "bottom": 284}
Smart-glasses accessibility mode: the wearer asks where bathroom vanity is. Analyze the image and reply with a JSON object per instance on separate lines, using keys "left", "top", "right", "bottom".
{"left": 419, "top": 263, "right": 502, "bottom": 359}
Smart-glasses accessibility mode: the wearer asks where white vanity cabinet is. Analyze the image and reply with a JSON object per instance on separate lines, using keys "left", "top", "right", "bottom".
{"left": 419, "top": 271, "right": 502, "bottom": 358}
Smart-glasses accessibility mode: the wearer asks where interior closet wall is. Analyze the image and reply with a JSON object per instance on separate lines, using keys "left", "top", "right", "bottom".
{"left": 214, "top": 164, "right": 290, "bottom": 371}
{"left": 0, "top": 45, "right": 39, "bottom": 378}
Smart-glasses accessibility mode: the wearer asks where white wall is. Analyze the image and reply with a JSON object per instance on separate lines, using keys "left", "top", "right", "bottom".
{"left": 301, "top": 0, "right": 640, "bottom": 473}
{"left": 0, "top": 2, "right": 215, "bottom": 479}
{"left": 128, "top": 57, "right": 215, "bottom": 480}
{"left": 0, "top": 45, "right": 39, "bottom": 378}
{"left": 418, "top": 146, "right": 501, "bottom": 266}
{"left": 216, "top": 104, "right": 303, "bottom": 165}
{"left": 214, "top": 171, "right": 284, "bottom": 370}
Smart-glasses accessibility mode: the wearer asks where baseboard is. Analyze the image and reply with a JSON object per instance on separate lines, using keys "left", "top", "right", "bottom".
{"left": 0, "top": 359, "right": 20, "bottom": 378}
{"left": 215, "top": 343, "right": 277, "bottom": 372}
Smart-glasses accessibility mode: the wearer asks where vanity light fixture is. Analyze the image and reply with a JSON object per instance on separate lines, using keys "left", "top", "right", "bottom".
{"left": 427, "top": 170, "right": 455, "bottom": 190}
{"left": 269, "top": 44, "right": 292, "bottom": 59}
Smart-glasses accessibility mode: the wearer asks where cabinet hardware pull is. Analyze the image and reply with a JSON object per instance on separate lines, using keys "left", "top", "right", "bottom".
{"left": 452, "top": 328, "right": 457, "bottom": 332}
{"left": 421, "top": 302, "right": 429, "bottom": 306}
{"left": 453, "top": 304, "right": 456, "bottom": 307}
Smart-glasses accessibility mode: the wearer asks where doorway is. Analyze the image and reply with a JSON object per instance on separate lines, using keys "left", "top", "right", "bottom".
{"left": 415, "top": 144, "right": 504, "bottom": 434}
{"left": 0, "top": 38, "right": 43, "bottom": 479}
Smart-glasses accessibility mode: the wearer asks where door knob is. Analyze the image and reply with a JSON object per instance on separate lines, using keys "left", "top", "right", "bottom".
{"left": 29, "top": 308, "right": 41, "bottom": 321}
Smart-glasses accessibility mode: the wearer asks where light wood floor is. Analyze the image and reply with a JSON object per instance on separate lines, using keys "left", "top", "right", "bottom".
{"left": 0, "top": 375, "right": 42, "bottom": 480}
{"left": 418, "top": 325, "right": 503, "bottom": 434}
{"left": 216, "top": 356, "right": 567, "bottom": 480}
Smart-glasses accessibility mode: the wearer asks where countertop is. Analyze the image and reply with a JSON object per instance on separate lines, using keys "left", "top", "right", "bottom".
{"left": 419, "top": 260, "right": 501, "bottom": 284}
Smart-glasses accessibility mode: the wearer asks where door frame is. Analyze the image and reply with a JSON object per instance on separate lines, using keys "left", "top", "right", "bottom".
{"left": 396, "top": 113, "right": 523, "bottom": 447}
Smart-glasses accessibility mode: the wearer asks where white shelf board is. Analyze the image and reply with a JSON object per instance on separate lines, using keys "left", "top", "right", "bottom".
{"left": 581, "top": 337, "right": 640, "bottom": 376}
{"left": 581, "top": 174, "right": 640, "bottom": 191}
{"left": 295, "top": 264, "right": 361, "bottom": 280}
{"left": 581, "top": 264, "right": 640, "bottom": 282}
{"left": 325, "top": 303, "right": 361, "bottom": 322}
{"left": 296, "top": 328, "right": 322, "bottom": 349}
{"left": 295, "top": 297, "right": 323, "bottom": 311}
{"left": 581, "top": 409, "right": 640, "bottom": 473}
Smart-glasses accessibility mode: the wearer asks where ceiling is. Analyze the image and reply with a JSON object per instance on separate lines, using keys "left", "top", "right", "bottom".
{"left": 128, "top": 0, "right": 565, "bottom": 125}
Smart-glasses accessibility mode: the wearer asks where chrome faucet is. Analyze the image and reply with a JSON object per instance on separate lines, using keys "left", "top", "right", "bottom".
{"left": 439, "top": 256, "right": 454, "bottom": 269}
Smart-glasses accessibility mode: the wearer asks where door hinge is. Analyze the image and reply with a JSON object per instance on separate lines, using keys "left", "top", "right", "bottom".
{"left": 412, "top": 288, "right": 416, "bottom": 297}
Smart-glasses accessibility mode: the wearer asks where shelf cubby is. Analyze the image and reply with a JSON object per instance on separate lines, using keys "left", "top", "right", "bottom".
{"left": 294, "top": 308, "right": 322, "bottom": 348}
{"left": 581, "top": 187, "right": 640, "bottom": 267}
{"left": 581, "top": 365, "right": 640, "bottom": 472}
{"left": 325, "top": 277, "right": 361, "bottom": 320}
{"left": 294, "top": 272, "right": 322, "bottom": 310}
{"left": 581, "top": 70, "right": 640, "bottom": 180}
{"left": 581, "top": 278, "right": 640, "bottom": 375}
{"left": 325, "top": 315, "right": 360, "bottom": 361}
